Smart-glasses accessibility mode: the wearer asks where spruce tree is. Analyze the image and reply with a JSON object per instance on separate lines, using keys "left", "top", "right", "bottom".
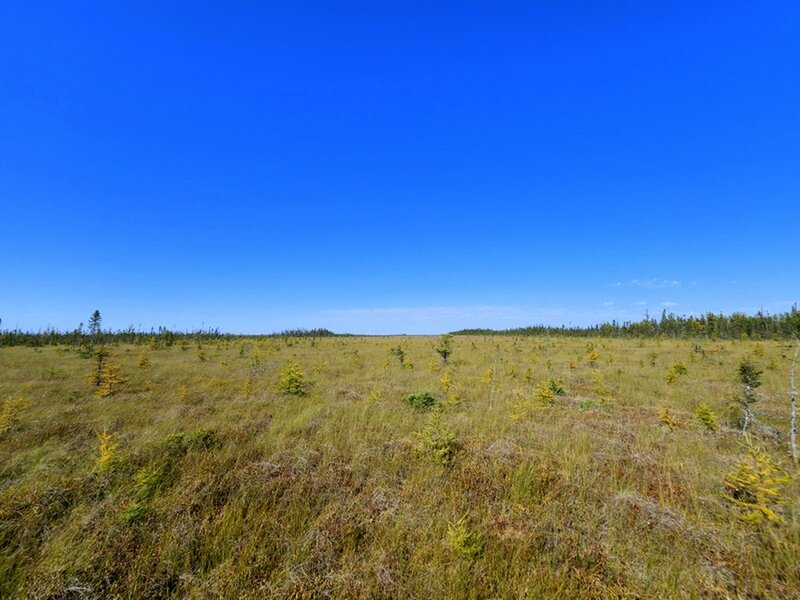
{"left": 89, "top": 310, "right": 102, "bottom": 338}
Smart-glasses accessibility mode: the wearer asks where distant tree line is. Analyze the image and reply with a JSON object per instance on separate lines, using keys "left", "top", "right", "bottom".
{"left": 2, "top": 308, "right": 799, "bottom": 346}
{"left": 0, "top": 313, "right": 337, "bottom": 348}
{"left": 275, "top": 328, "right": 338, "bottom": 338}
{"left": 451, "top": 307, "right": 800, "bottom": 340}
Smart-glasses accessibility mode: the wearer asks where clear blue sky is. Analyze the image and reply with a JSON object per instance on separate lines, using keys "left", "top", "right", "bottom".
{"left": 2, "top": 2, "right": 799, "bottom": 334}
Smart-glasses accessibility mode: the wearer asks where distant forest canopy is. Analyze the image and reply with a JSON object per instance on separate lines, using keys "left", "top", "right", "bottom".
{"left": 1, "top": 308, "right": 799, "bottom": 347}
{"left": 0, "top": 322, "right": 337, "bottom": 348}
{"left": 452, "top": 307, "right": 800, "bottom": 339}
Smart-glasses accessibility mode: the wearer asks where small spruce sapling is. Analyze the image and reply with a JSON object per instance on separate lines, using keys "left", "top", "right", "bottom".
{"left": 534, "top": 380, "right": 555, "bottom": 405}
{"left": 95, "top": 428, "right": 118, "bottom": 473}
{"left": 95, "top": 361, "right": 126, "bottom": 397}
{"left": 88, "top": 347, "right": 110, "bottom": 388}
{"left": 417, "top": 414, "right": 458, "bottom": 465}
{"left": 403, "top": 391, "right": 440, "bottom": 411}
{"left": 736, "top": 358, "right": 762, "bottom": 432}
{"left": 390, "top": 345, "right": 406, "bottom": 367}
{"left": 724, "top": 443, "right": 790, "bottom": 524}
{"left": 694, "top": 403, "right": 719, "bottom": 431}
{"left": 0, "top": 397, "right": 27, "bottom": 434}
{"left": 136, "top": 350, "right": 151, "bottom": 369}
{"left": 440, "top": 372, "right": 452, "bottom": 394}
{"left": 447, "top": 515, "right": 483, "bottom": 559}
{"left": 587, "top": 348, "right": 599, "bottom": 367}
{"left": 658, "top": 407, "right": 679, "bottom": 430}
{"left": 277, "top": 361, "right": 306, "bottom": 395}
{"left": 666, "top": 362, "right": 688, "bottom": 384}
{"left": 434, "top": 334, "right": 453, "bottom": 366}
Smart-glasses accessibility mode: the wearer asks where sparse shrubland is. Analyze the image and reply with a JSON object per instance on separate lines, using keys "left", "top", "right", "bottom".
{"left": 0, "top": 335, "right": 798, "bottom": 598}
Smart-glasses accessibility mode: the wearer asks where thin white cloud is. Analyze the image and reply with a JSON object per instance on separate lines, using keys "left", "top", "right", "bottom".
{"left": 660, "top": 301, "right": 676, "bottom": 307}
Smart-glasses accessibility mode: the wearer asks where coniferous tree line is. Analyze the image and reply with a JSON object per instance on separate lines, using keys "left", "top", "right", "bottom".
{"left": 452, "top": 306, "right": 800, "bottom": 340}
{"left": 0, "top": 313, "right": 336, "bottom": 348}
{"left": 1, "top": 308, "right": 798, "bottom": 346}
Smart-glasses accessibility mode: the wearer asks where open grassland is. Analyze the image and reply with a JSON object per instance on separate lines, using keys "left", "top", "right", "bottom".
{"left": 1, "top": 336, "right": 798, "bottom": 599}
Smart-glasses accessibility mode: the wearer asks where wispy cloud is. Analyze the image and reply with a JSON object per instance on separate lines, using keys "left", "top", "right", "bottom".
{"left": 613, "top": 279, "right": 682, "bottom": 288}
{"left": 660, "top": 301, "right": 676, "bottom": 307}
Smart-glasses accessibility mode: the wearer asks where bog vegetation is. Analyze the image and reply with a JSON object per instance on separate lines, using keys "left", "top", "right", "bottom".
{"left": 1, "top": 314, "right": 799, "bottom": 598}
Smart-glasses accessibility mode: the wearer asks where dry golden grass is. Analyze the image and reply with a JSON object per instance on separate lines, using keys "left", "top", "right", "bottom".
{"left": 1, "top": 336, "right": 798, "bottom": 598}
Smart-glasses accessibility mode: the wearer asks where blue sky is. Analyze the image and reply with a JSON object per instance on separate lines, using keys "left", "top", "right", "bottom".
{"left": 2, "top": 2, "right": 799, "bottom": 334}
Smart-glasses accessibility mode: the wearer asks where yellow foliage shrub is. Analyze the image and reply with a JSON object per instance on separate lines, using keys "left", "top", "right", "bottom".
{"left": 724, "top": 445, "right": 791, "bottom": 524}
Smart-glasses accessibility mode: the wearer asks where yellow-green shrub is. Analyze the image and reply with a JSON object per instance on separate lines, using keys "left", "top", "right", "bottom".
{"left": 724, "top": 445, "right": 791, "bottom": 524}
{"left": 447, "top": 515, "right": 483, "bottom": 559}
